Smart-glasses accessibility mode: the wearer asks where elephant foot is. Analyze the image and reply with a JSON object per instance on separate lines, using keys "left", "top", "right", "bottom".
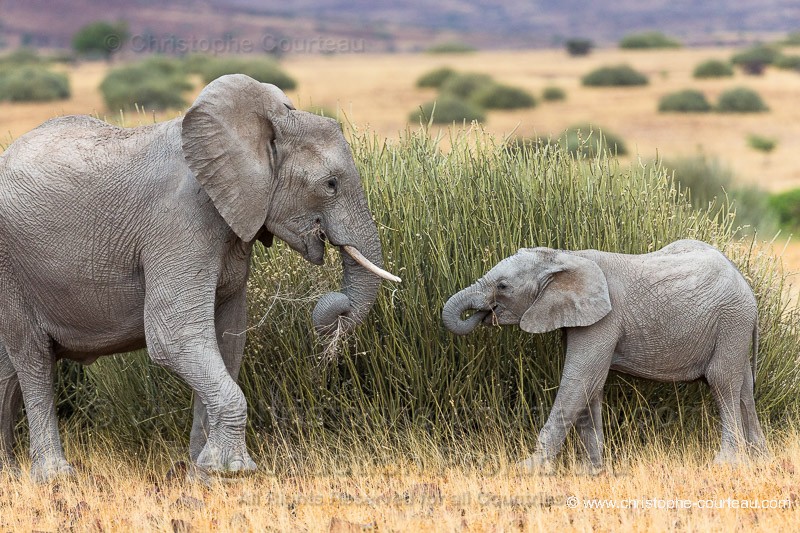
{"left": 516, "top": 454, "right": 556, "bottom": 476}
{"left": 712, "top": 449, "right": 742, "bottom": 467}
{"left": 581, "top": 461, "right": 605, "bottom": 476}
{"left": 30, "top": 456, "right": 76, "bottom": 483}
{"left": 196, "top": 442, "right": 257, "bottom": 475}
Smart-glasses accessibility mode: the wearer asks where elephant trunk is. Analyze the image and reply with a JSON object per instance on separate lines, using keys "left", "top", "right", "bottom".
{"left": 442, "top": 285, "right": 489, "bottom": 336}
{"left": 311, "top": 214, "right": 386, "bottom": 336}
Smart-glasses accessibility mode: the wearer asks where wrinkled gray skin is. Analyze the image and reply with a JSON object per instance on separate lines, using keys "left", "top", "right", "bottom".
{"left": 443, "top": 240, "right": 767, "bottom": 471}
{"left": 0, "top": 75, "right": 388, "bottom": 482}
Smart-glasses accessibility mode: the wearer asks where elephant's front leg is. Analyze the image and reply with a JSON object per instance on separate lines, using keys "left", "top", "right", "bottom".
{"left": 576, "top": 392, "right": 604, "bottom": 472}
{"left": 520, "top": 331, "right": 613, "bottom": 473}
{"left": 145, "top": 280, "right": 255, "bottom": 474}
{"left": 190, "top": 291, "right": 248, "bottom": 462}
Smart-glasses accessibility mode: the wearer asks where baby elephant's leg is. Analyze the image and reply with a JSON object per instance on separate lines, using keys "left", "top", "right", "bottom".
{"left": 739, "top": 363, "right": 768, "bottom": 457}
{"left": 706, "top": 331, "right": 749, "bottom": 464}
{"left": 576, "top": 392, "right": 604, "bottom": 472}
{"left": 519, "top": 331, "right": 613, "bottom": 473}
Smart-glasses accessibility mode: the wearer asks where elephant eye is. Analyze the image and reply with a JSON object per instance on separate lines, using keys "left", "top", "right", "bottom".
{"left": 325, "top": 177, "right": 338, "bottom": 194}
{"left": 497, "top": 282, "right": 508, "bottom": 291}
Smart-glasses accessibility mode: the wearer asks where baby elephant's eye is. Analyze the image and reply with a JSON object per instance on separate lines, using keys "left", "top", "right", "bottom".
{"left": 326, "top": 177, "right": 338, "bottom": 192}
{"left": 497, "top": 282, "right": 508, "bottom": 291}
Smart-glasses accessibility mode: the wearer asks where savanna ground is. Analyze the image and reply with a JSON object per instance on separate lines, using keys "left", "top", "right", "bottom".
{"left": 2, "top": 48, "right": 800, "bottom": 531}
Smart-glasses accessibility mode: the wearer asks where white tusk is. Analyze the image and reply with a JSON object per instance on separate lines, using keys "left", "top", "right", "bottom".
{"left": 343, "top": 245, "right": 402, "bottom": 283}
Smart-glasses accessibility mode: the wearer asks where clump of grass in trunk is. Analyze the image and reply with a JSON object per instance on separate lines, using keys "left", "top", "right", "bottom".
{"left": 47, "top": 127, "right": 800, "bottom": 459}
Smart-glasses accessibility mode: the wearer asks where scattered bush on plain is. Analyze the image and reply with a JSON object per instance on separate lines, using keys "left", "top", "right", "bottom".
{"left": 619, "top": 31, "right": 681, "bottom": 49}
{"left": 416, "top": 67, "right": 457, "bottom": 88}
{"left": 716, "top": 87, "right": 769, "bottom": 113}
{"left": 582, "top": 64, "right": 648, "bottom": 86}
{"left": 0, "top": 65, "right": 70, "bottom": 102}
{"left": 409, "top": 96, "right": 486, "bottom": 124}
{"left": 658, "top": 89, "right": 712, "bottom": 113}
{"left": 542, "top": 86, "right": 566, "bottom": 101}
{"left": 100, "top": 56, "right": 192, "bottom": 112}
{"left": 199, "top": 56, "right": 297, "bottom": 89}
{"left": 693, "top": 59, "right": 734, "bottom": 78}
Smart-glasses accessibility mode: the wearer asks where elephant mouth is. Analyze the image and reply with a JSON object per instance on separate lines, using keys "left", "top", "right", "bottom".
{"left": 482, "top": 305, "right": 501, "bottom": 326}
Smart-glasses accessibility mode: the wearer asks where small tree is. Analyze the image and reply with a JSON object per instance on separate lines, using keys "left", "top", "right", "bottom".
{"left": 731, "top": 45, "right": 782, "bottom": 75}
{"left": 565, "top": 39, "right": 593, "bottom": 56}
{"left": 72, "top": 21, "right": 129, "bottom": 61}
{"left": 748, "top": 134, "right": 778, "bottom": 165}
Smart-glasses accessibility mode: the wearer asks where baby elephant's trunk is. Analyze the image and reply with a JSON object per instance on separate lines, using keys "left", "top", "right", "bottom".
{"left": 442, "top": 286, "right": 489, "bottom": 335}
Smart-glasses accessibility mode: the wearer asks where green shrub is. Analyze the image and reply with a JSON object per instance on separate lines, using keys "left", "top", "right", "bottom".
{"left": 693, "top": 59, "right": 734, "bottom": 78}
{"left": 542, "top": 86, "right": 566, "bottom": 101}
{"left": 658, "top": 89, "right": 712, "bottom": 113}
{"left": 425, "top": 42, "right": 476, "bottom": 54}
{"left": 565, "top": 38, "right": 593, "bottom": 56}
{"left": 416, "top": 67, "right": 457, "bottom": 88}
{"left": 619, "top": 31, "right": 681, "bottom": 49}
{"left": 782, "top": 32, "right": 800, "bottom": 46}
{"left": 769, "top": 188, "right": 800, "bottom": 231}
{"left": 747, "top": 133, "right": 777, "bottom": 154}
{"left": 409, "top": 96, "right": 485, "bottom": 124}
{"left": 200, "top": 57, "right": 296, "bottom": 90}
{"left": 181, "top": 53, "right": 216, "bottom": 74}
{"left": 775, "top": 55, "right": 800, "bottom": 71}
{"left": 582, "top": 64, "right": 648, "bottom": 86}
{"left": 72, "top": 21, "right": 129, "bottom": 60}
{"left": 716, "top": 87, "right": 769, "bottom": 113}
{"left": 100, "top": 57, "right": 192, "bottom": 111}
{"left": 731, "top": 45, "right": 782, "bottom": 75}
{"left": 54, "top": 129, "right": 800, "bottom": 452}
{"left": 661, "top": 156, "right": 776, "bottom": 235}
{"left": 471, "top": 83, "right": 536, "bottom": 110}
{"left": 0, "top": 65, "right": 70, "bottom": 102}
{"left": 440, "top": 72, "right": 495, "bottom": 98}
{"left": 0, "top": 47, "right": 43, "bottom": 66}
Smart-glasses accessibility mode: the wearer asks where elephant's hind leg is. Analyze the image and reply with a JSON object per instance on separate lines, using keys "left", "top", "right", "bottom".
{"left": 739, "top": 365, "right": 768, "bottom": 457}
{"left": 0, "top": 344, "right": 22, "bottom": 474}
{"left": 706, "top": 335, "right": 748, "bottom": 464}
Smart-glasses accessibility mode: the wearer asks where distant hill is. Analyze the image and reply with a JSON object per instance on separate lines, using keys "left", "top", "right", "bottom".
{"left": 1, "top": 0, "right": 799, "bottom": 53}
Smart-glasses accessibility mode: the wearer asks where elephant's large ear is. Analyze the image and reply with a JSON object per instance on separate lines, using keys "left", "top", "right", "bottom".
{"left": 520, "top": 252, "right": 611, "bottom": 334}
{"left": 181, "top": 74, "right": 294, "bottom": 242}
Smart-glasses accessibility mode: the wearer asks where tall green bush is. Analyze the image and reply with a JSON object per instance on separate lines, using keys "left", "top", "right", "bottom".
{"left": 53, "top": 129, "right": 800, "bottom": 452}
{"left": 731, "top": 45, "right": 782, "bottom": 75}
{"left": 440, "top": 72, "right": 494, "bottom": 98}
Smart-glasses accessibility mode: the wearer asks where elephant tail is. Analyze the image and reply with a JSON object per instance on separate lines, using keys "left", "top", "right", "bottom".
{"left": 751, "top": 318, "right": 759, "bottom": 396}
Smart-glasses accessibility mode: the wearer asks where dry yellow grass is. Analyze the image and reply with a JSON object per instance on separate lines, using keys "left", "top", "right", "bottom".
{"left": 1, "top": 431, "right": 799, "bottom": 532}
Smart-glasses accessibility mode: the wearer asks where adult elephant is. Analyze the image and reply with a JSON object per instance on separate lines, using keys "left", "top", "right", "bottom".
{"left": 0, "top": 74, "right": 399, "bottom": 482}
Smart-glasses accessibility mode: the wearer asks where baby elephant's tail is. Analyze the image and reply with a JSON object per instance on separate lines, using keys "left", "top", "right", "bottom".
{"left": 751, "top": 319, "right": 759, "bottom": 396}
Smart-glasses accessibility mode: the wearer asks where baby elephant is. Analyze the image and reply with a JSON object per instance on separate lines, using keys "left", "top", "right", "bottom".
{"left": 442, "top": 239, "right": 767, "bottom": 470}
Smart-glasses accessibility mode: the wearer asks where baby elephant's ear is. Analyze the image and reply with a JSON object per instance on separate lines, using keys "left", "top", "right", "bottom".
{"left": 520, "top": 252, "right": 611, "bottom": 334}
